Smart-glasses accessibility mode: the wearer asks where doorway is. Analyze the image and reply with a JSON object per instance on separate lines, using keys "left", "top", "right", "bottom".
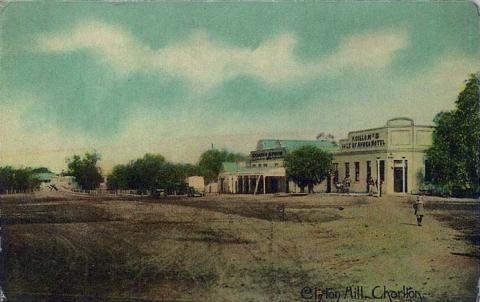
{"left": 394, "top": 160, "right": 408, "bottom": 193}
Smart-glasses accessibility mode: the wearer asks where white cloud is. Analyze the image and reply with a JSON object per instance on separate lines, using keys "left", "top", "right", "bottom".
{"left": 37, "top": 21, "right": 155, "bottom": 73}
{"left": 321, "top": 30, "right": 408, "bottom": 71}
{"left": 36, "top": 21, "right": 408, "bottom": 90}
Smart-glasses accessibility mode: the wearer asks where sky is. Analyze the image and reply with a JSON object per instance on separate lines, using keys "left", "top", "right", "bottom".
{"left": 0, "top": 1, "right": 479, "bottom": 172}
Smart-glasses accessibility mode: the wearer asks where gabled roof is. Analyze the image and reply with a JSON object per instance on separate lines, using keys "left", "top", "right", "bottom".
{"left": 256, "top": 139, "right": 338, "bottom": 153}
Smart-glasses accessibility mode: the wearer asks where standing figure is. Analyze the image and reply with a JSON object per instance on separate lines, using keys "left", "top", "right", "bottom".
{"left": 367, "top": 178, "right": 375, "bottom": 196}
{"left": 343, "top": 176, "right": 351, "bottom": 193}
{"left": 413, "top": 195, "right": 425, "bottom": 226}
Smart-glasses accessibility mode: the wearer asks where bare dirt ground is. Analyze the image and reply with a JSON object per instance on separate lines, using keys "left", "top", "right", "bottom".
{"left": 0, "top": 192, "right": 478, "bottom": 301}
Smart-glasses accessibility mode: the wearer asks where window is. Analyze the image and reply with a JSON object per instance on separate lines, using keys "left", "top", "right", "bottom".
{"left": 333, "top": 163, "right": 339, "bottom": 184}
{"left": 252, "top": 164, "right": 256, "bottom": 167}
{"left": 354, "top": 162, "right": 360, "bottom": 181}
{"left": 345, "top": 162, "right": 350, "bottom": 178}
{"left": 274, "top": 163, "right": 279, "bottom": 167}
{"left": 263, "top": 163, "right": 268, "bottom": 167}
{"left": 366, "top": 161, "right": 372, "bottom": 181}
{"left": 379, "top": 160, "right": 385, "bottom": 182}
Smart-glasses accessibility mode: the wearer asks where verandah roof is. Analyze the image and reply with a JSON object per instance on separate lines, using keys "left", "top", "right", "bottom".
{"left": 221, "top": 162, "right": 285, "bottom": 177}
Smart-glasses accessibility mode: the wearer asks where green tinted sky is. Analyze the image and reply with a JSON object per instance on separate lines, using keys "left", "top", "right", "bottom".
{"left": 1, "top": 1, "right": 479, "bottom": 171}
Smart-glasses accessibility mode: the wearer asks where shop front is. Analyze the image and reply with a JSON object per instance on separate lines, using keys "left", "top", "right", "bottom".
{"left": 333, "top": 117, "right": 434, "bottom": 195}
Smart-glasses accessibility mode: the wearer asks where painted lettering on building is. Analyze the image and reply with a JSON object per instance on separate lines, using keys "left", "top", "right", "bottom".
{"left": 250, "top": 149, "right": 284, "bottom": 161}
{"left": 341, "top": 132, "right": 386, "bottom": 150}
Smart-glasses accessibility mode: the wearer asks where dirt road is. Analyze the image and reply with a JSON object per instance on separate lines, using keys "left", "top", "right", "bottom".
{"left": 1, "top": 193, "right": 477, "bottom": 301}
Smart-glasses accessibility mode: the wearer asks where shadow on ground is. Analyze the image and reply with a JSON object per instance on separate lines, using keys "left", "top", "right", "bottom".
{"left": 427, "top": 201, "right": 480, "bottom": 259}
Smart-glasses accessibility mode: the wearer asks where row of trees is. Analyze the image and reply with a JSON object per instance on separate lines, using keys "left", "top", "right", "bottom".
{"left": 0, "top": 147, "right": 331, "bottom": 195}
{"left": 106, "top": 154, "right": 192, "bottom": 193}
{"left": 0, "top": 166, "right": 42, "bottom": 193}
{"left": 56, "top": 147, "right": 330, "bottom": 194}
{"left": 105, "top": 150, "right": 246, "bottom": 192}
{"left": 105, "top": 147, "right": 334, "bottom": 194}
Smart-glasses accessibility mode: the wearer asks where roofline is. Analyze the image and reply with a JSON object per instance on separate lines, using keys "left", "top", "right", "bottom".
{"left": 257, "top": 138, "right": 330, "bottom": 142}
{"left": 347, "top": 126, "right": 387, "bottom": 134}
{"left": 413, "top": 125, "right": 436, "bottom": 129}
{"left": 345, "top": 124, "right": 435, "bottom": 135}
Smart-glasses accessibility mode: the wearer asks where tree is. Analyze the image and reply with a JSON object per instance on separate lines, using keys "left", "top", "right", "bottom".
{"left": 198, "top": 149, "right": 247, "bottom": 183}
{"left": 426, "top": 74, "right": 480, "bottom": 197}
{"left": 31, "top": 167, "right": 53, "bottom": 174}
{"left": 14, "top": 168, "right": 37, "bottom": 192}
{"left": 0, "top": 166, "right": 15, "bottom": 193}
{"left": 0, "top": 166, "right": 41, "bottom": 193}
{"left": 131, "top": 153, "right": 167, "bottom": 191}
{"left": 176, "top": 163, "right": 201, "bottom": 178}
{"left": 161, "top": 162, "right": 189, "bottom": 194}
{"left": 106, "top": 153, "right": 190, "bottom": 194}
{"left": 284, "top": 145, "right": 333, "bottom": 193}
{"left": 106, "top": 164, "right": 131, "bottom": 191}
{"left": 67, "top": 152, "right": 104, "bottom": 190}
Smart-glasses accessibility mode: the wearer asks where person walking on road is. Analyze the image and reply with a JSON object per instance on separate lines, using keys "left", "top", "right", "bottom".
{"left": 413, "top": 195, "right": 425, "bottom": 226}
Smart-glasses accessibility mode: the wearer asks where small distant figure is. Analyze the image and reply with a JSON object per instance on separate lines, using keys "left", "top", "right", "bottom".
{"left": 373, "top": 179, "right": 379, "bottom": 195}
{"left": 413, "top": 195, "right": 425, "bottom": 226}
{"left": 276, "top": 204, "right": 286, "bottom": 220}
{"left": 343, "top": 176, "right": 351, "bottom": 193}
{"left": 335, "top": 181, "right": 343, "bottom": 193}
{"left": 367, "top": 178, "right": 375, "bottom": 196}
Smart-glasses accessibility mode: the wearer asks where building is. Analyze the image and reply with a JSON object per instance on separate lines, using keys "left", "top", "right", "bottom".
{"left": 334, "top": 117, "right": 434, "bottom": 195}
{"left": 205, "top": 182, "right": 219, "bottom": 194}
{"left": 219, "top": 140, "right": 337, "bottom": 194}
{"left": 187, "top": 176, "right": 205, "bottom": 193}
{"left": 218, "top": 117, "right": 434, "bottom": 195}
{"left": 34, "top": 171, "right": 57, "bottom": 183}
{"left": 34, "top": 171, "right": 58, "bottom": 190}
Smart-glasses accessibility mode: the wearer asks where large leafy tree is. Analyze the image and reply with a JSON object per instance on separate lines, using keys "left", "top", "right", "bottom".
{"left": 426, "top": 74, "right": 480, "bottom": 197}
{"left": 198, "top": 149, "right": 247, "bottom": 183}
{"left": 67, "top": 152, "right": 104, "bottom": 190}
{"left": 131, "top": 154, "right": 167, "bottom": 191}
{"left": 106, "top": 164, "right": 131, "bottom": 191}
{"left": 284, "top": 145, "right": 333, "bottom": 193}
{"left": 107, "top": 153, "right": 192, "bottom": 193}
